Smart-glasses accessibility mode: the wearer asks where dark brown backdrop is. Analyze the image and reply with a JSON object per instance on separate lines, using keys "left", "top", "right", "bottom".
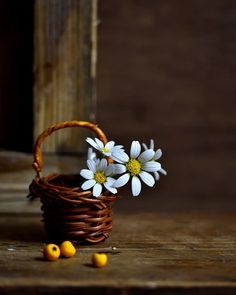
{"left": 97, "top": 0, "right": 236, "bottom": 212}
{"left": 0, "top": 0, "right": 235, "bottom": 212}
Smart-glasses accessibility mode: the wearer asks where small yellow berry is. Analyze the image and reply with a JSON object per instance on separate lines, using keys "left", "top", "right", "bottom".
{"left": 43, "top": 244, "right": 60, "bottom": 261}
{"left": 60, "top": 241, "right": 76, "bottom": 258}
{"left": 91, "top": 253, "right": 108, "bottom": 268}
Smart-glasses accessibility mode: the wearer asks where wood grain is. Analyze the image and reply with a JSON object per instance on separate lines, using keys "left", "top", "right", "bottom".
{"left": 0, "top": 152, "right": 235, "bottom": 293}
{"left": 0, "top": 0, "right": 235, "bottom": 211}
{"left": 0, "top": 212, "right": 236, "bottom": 294}
{"left": 34, "top": 0, "right": 97, "bottom": 152}
{"left": 97, "top": 0, "right": 236, "bottom": 213}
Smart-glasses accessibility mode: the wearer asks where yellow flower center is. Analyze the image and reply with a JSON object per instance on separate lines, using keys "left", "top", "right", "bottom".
{"left": 94, "top": 171, "right": 106, "bottom": 184}
{"left": 126, "top": 159, "right": 141, "bottom": 176}
{"left": 102, "top": 147, "right": 109, "bottom": 153}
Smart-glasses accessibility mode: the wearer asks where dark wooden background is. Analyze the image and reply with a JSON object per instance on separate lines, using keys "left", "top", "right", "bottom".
{"left": 0, "top": 0, "right": 235, "bottom": 212}
{"left": 97, "top": 0, "right": 236, "bottom": 213}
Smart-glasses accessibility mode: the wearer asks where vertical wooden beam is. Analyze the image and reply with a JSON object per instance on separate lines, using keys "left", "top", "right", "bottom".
{"left": 34, "top": 0, "right": 97, "bottom": 153}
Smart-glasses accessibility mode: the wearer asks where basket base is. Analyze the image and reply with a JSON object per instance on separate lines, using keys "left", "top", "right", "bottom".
{"left": 42, "top": 215, "right": 113, "bottom": 245}
{"left": 43, "top": 229, "right": 111, "bottom": 245}
{"left": 29, "top": 174, "right": 117, "bottom": 244}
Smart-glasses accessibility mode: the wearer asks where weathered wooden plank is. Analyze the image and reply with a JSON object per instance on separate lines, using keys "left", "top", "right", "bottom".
{"left": 34, "top": 0, "right": 97, "bottom": 153}
{"left": 0, "top": 213, "right": 236, "bottom": 294}
{"left": 94, "top": 1, "right": 236, "bottom": 222}
{"left": 0, "top": 151, "right": 85, "bottom": 197}
{"left": 97, "top": 0, "right": 236, "bottom": 150}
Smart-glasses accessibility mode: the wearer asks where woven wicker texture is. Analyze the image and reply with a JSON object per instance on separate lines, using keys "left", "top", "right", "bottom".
{"left": 29, "top": 121, "right": 117, "bottom": 244}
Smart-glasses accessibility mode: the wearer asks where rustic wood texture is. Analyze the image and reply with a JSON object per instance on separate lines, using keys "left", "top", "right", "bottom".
{"left": 0, "top": 153, "right": 235, "bottom": 293}
{"left": 0, "top": 212, "right": 236, "bottom": 294}
{"left": 34, "top": 0, "right": 97, "bottom": 152}
{"left": 0, "top": 0, "right": 235, "bottom": 215}
{"left": 97, "top": 0, "right": 236, "bottom": 213}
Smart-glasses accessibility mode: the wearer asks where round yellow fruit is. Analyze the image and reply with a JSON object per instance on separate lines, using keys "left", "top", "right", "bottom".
{"left": 91, "top": 253, "right": 108, "bottom": 268}
{"left": 60, "top": 241, "right": 76, "bottom": 258}
{"left": 43, "top": 244, "right": 60, "bottom": 261}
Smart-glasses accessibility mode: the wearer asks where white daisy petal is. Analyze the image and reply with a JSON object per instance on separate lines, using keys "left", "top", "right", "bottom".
{"left": 159, "top": 168, "right": 167, "bottom": 175}
{"left": 109, "top": 187, "right": 118, "bottom": 194}
{"left": 87, "top": 159, "right": 96, "bottom": 173}
{"left": 80, "top": 169, "right": 94, "bottom": 180}
{"left": 106, "top": 177, "right": 116, "bottom": 185}
{"left": 142, "top": 161, "right": 161, "bottom": 172}
{"left": 142, "top": 143, "right": 148, "bottom": 150}
{"left": 105, "top": 164, "right": 114, "bottom": 176}
{"left": 139, "top": 171, "right": 155, "bottom": 187}
{"left": 112, "top": 164, "right": 127, "bottom": 174}
{"left": 93, "top": 183, "right": 102, "bottom": 197}
{"left": 111, "top": 150, "right": 129, "bottom": 163}
{"left": 81, "top": 179, "right": 96, "bottom": 190}
{"left": 113, "top": 145, "right": 124, "bottom": 150}
{"left": 95, "top": 138, "right": 104, "bottom": 149}
{"left": 105, "top": 141, "right": 115, "bottom": 150}
{"left": 131, "top": 176, "right": 141, "bottom": 196}
{"left": 105, "top": 178, "right": 117, "bottom": 193}
{"left": 113, "top": 173, "right": 130, "bottom": 188}
{"left": 130, "top": 141, "right": 141, "bottom": 159}
{"left": 150, "top": 139, "right": 154, "bottom": 150}
{"left": 154, "top": 149, "right": 162, "bottom": 160}
{"left": 98, "top": 158, "right": 107, "bottom": 171}
{"left": 138, "top": 149, "right": 155, "bottom": 162}
{"left": 104, "top": 182, "right": 117, "bottom": 194}
{"left": 154, "top": 171, "right": 160, "bottom": 181}
{"left": 86, "top": 137, "right": 99, "bottom": 150}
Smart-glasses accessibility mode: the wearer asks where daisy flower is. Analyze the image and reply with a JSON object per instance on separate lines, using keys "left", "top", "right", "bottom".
{"left": 113, "top": 141, "right": 162, "bottom": 196}
{"left": 80, "top": 158, "right": 117, "bottom": 197}
{"left": 142, "top": 139, "right": 167, "bottom": 180}
{"left": 86, "top": 137, "right": 124, "bottom": 158}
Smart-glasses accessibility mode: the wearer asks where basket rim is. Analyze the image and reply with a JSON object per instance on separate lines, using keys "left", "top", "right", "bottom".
{"left": 29, "top": 173, "right": 118, "bottom": 203}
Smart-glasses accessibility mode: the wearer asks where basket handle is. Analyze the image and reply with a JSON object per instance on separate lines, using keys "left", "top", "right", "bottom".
{"left": 32, "top": 120, "right": 108, "bottom": 178}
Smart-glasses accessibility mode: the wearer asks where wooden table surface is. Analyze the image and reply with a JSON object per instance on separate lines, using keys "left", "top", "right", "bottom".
{"left": 0, "top": 152, "right": 235, "bottom": 294}
{"left": 1, "top": 211, "right": 236, "bottom": 294}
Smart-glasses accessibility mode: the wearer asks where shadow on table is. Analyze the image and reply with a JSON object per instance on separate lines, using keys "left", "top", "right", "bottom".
{"left": 0, "top": 214, "right": 45, "bottom": 242}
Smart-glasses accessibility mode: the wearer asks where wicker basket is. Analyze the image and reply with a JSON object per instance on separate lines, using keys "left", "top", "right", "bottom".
{"left": 29, "top": 121, "right": 117, "bottom": 244}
